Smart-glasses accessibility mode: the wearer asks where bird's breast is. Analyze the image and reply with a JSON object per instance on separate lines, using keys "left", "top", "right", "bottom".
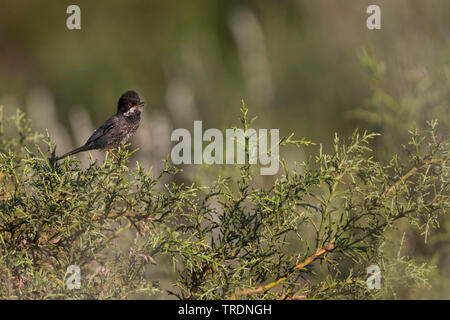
{"left": 117, "top": 111, "right": 141, "bottom": 146}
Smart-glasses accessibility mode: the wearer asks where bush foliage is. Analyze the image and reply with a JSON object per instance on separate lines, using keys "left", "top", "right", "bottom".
{"left": 0, "top": 103, "right": 448, "bottom": 299}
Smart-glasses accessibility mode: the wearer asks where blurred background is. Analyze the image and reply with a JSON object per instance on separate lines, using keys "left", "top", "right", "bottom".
{"left": 0, "top": 0, "right": 449, "bottom": 298}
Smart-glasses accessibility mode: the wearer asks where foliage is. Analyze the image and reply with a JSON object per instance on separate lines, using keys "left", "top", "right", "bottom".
{"left": 350, "top": 51, "right": 450, "bottom": 298}
{"left": 0, "top": 103, "right": 448, "bottom": 299}
{"left": 352, "top": 50, "right": 450, "bottom": 153}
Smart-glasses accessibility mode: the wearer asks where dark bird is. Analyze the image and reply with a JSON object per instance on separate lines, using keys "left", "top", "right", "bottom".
{"left": 56, "top": 90, "right": 145, "bottom": 161}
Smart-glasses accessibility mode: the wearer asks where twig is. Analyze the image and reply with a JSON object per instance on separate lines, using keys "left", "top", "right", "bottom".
{"left": 381, "top": 157, "right": 444, "bottom": 199}
{"left": 230, "top": 242, "right": 334, "bottom": 299}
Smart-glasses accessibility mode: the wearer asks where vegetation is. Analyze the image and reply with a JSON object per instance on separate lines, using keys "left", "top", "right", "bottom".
{"left": 1, "top": 1, "right": 449, "bottom": 300}
{"left": 0, "top": 100, "right": 448, "bottom": 299}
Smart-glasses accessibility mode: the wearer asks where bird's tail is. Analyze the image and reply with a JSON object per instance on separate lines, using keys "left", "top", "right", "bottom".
{"left": 56, "top": 145, "right": 93, "bottom": 161}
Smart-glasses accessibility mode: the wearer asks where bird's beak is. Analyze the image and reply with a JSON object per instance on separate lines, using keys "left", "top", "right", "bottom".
{"left": 136, "top": 101, "right": 145, "bottom": 109}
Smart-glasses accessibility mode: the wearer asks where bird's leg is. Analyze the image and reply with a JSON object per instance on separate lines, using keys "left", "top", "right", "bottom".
{"left": 107, "top": 149, "right": 119, "bottom": 160}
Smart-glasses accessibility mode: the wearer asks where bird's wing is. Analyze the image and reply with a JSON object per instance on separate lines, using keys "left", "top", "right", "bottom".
{"left": 85, "top": 114, "right": 118, "bottom": 145}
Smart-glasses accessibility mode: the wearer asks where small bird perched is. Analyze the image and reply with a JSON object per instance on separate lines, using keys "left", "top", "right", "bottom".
{"left": 56, "top": 90, "right": 145, "bottom": 161}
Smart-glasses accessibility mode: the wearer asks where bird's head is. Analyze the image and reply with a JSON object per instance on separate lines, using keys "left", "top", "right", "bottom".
{"left": 117, "top": 90, "right": 145, "bottom": 115}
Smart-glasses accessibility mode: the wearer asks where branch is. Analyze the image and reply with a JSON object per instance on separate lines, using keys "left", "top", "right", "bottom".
{"left": 230, "top": 242, "right": 335, "bottom": 299}
{"left": 381, "top": 157, "right": 444, "bottom": 199}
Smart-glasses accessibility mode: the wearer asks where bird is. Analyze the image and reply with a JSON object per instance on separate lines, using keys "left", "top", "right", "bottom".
{"left": 56, "top": 90, "right": 145, "bottom": 161}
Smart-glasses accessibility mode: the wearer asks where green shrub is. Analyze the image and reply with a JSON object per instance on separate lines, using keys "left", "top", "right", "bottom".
{"left": 0, "top": 103, "right": 448, "bottom": 299}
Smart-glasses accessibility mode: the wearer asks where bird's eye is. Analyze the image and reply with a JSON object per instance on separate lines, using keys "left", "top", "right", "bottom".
{"left": 128, "top": 102, "right": 132, "bottom": 108}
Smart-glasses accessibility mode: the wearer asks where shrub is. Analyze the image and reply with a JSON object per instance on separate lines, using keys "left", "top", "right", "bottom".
{"left": 0, "top": 103, "right": 448, "bottom": 299}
